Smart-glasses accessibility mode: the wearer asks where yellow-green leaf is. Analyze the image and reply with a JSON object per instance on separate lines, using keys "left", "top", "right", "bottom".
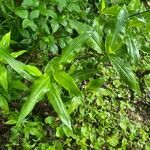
{"left": 53, "top": 71, "right": 81, "bottom": 97}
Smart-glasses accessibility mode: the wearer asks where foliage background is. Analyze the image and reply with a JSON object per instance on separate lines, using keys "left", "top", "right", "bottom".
{"left": 0, "top": 0, "right": 150, "bottom": 149}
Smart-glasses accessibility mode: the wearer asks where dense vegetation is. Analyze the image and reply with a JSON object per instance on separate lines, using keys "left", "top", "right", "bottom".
{"left": 0, "top": 0, "right": 150, "bottom": 149}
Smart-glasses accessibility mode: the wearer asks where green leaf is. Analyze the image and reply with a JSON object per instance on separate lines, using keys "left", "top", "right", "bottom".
{"left": 11, "top": 80, "right": 28, "bottom": 91}
{"left": 102, "top": 6, "right": 121, "bottom": 16}
{"left": 100, "top": 0, "right": 106, "bottom": 12}
{"left": 71, "top": 69, "right": 98, "bottom": 83}
{"left": 0, "top": 50, "right": 33, "bottom": 81}
{"left": 0, "top": 32, "right": 11, "bottom": 50}
{"left": 0, "top": 64, "right": 8, "bottom": 92}
{"left": 15, "top": 9, "right": 28, "bottom": 19}
{"left": 108, "top": 6, "right": 128, "bottom": 53}
{"left": 125, "top": 35, "right": 140, "bottom": 64}
{"left": 53, "top": 71, "right": 81, "bottom": 97}
{"left": 69, "top": 20, "right": 102, "bottom": 53}
{"left": 60, "top": 33, "right": 90, "bottom": 64}
{"left": 107, "top": 134, "right": 119, "bottom": 147}
{"left": 67, "top": 97, "right": 82, "bottom": 114}
{"left": 30, "top": 10, "right": 39, "bottom": 19}
{"left": 22, "top": 0, "right": 39, "bottom": 8}
{"left": 17, "top": 75, "right": 50, "bottom": 125}
{"left": 47, "top": 82, "right": 71, "bottom": 129}
{"left": 11, "top": 50, "right": 27, "bottom": 58}
{"left": 22, "top": 65, "right": 42, "bottom": 77}
{"left": 109, "top": 55, "right": 141, "bottom": 96}
{"left": 86, "top": 78, "right": 106, "bottom": 91}
{"left": 68, "top": 3, "right": 81, "bottom": 12}
{"left": 0, "top": 94, "right": 9, "bottom": 114}
{"left": 57, "top": 0, "right": 67, "bottom": 8}
{"left": 22, "top": 18, "right": 37, "bottom": 31}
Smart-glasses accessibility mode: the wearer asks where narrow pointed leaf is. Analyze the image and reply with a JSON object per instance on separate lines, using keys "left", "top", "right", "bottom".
{"left": 0, "top": 94, "right": 9, "bottom": 114}
{"left": 125, "top": 35, "right": 140, "bottom": 64}
{"left": 109, "top": 55, "right": 141, "bottom": 96}
{"left": 17, "top": 75, "right": 50, "bottom": 125}
{"left": 0, "top": 32, "right": 11, "bottom": 50}
{"left": 53, "top": 71, "right": 81, "bottom": 97}
{"left": 100, "top": 0, "right": 106, "bottom": 12}
{"left": 11, "top": 50, "right": 27, "bottom": 58}
{"left": 69, "top": 20, "right": 102, "bottom": 53}
{"left": 0, "top": 50, "right": 33, "bottom": 81}
{"left": 0, "top": 64, "right": 8, "bottom": 92}
{"left": 47, "top": 82, "right": 71, "bottom": 129}
{"left": 11, "top": 80, "right": 28, "bottom": 91}
{"left": 108, "top": 7, "right": 128, "bottom": 52}
{"left": 60, "top": 33, "right": 90, "bottom": 64}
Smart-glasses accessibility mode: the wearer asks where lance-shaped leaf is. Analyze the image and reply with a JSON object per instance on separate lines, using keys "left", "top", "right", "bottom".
{"left": 108, "top": 6, "right": 128, "bottom": 53}
{"left": 0, "top": 64, "right": 8, "bottom": 92}
{"left": 60, "top": 33, "right": 91, "bottom": 64}
{"left": 53, "top": 71, "right": 81, "bottom": 97}
{"left": 69, "top": 20, "right": 102, "bottom": 53}
{"left": 100, "top": 0, "right": 106, "bottom": 12}
{"left": 0, "top": 50, "right": 33, "bottom": 81}
{"left": 17, "top": 75, "right": 50, "bottom": 125}
{"left": 0, "top": 94, "right": 9, "bottom": 114}
{"left": 11, "top": 50, "right": 27, "bottom": 58}
{"left": 47, "top": 82, "right": 71, "bottom": 129}
{"left": 22, "top": 65, "right": 42, "bottom": 77}
{"left": 0, "top": 32, "right": 11, "bottom": 50}
{"left": 125, "top": 35, "right": 140, "bottom": 64}
{"left": 109, "top": 55, "right": 141, "bottom": 96}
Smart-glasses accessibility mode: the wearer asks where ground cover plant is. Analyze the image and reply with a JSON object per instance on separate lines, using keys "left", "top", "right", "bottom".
{"left": 0, "top": 0, "right": 150, "bottom": 149}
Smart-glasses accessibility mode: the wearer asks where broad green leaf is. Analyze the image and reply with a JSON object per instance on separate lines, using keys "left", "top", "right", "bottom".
{"left": 125, "top": 35, "right": 140, "bottom": 64}
{"left": 30, "top": 10, "right": 39, "bottom": 19}
{"left": 0, "top": 64, "right": 8, "bottom": 92}
{"left": 108, "top": 6, "right": 128, "bottom": 53}
{"left": 11, "top": 50, "right": 27, "bottom": 58}
{"left": 109, "top": 55, "right": 141, "bottom": 96}
{"left": 17, "top": 75, "right": 50, "bottom": 125}
{"left": 69, "top": 20, "right": 102, "bottom": 53}
{"left": 15, "top": 9, "right": 28, "bottom": 19}
{"left": 71, "top": 69, "right": 98, "bottom": 83}
{"left": 0, "top": 94, "right": 9, "bottom": 114}
{"left": 53, "top": 71, "right": 81, "bottom": 97}
{"left": 0, "top": 50, "right": 33, "bottom": 81}
{"left": 22, "top": 65, "right": 42, "bottom": 77}
{"left": 47, "top": 82, "right": 71, "bottom": 129}
{"left": 0, "top": 32, "right": 11, "bottom": 50}
{"left": 60, "top": 33, "right": 90, "bottom": 64}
